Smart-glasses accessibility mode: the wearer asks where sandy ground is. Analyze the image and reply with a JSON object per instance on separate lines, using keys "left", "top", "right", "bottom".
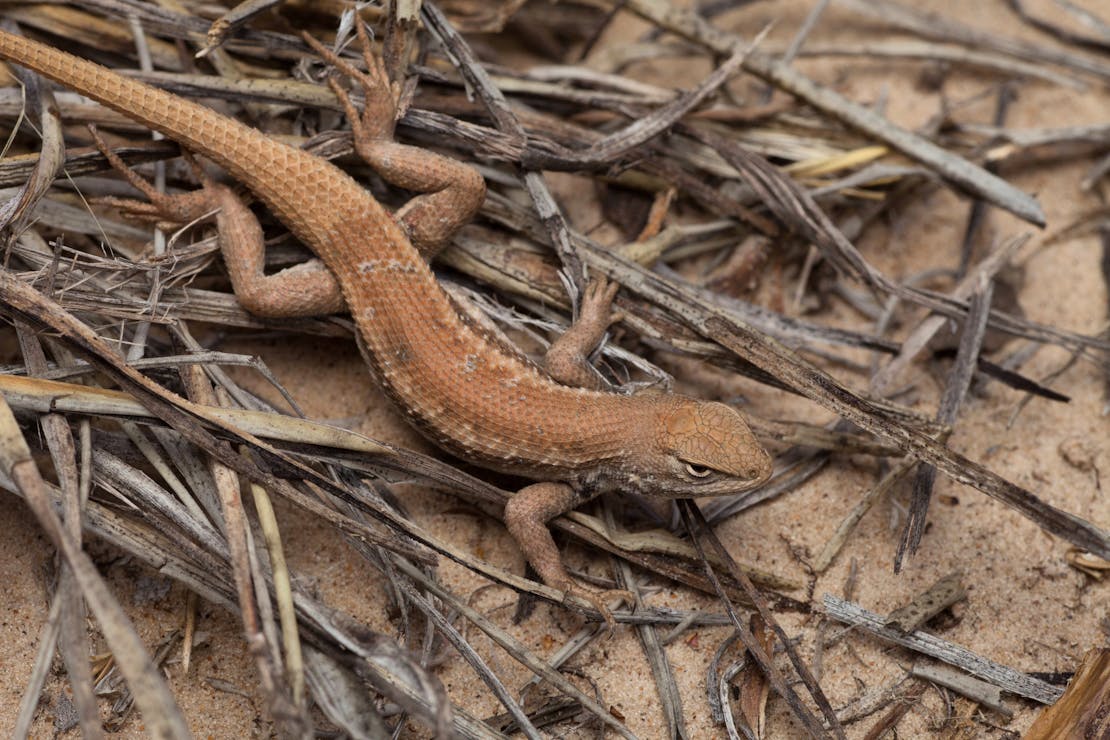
{"left": 1, "top": 0, "right": 1108, "bottom": 738}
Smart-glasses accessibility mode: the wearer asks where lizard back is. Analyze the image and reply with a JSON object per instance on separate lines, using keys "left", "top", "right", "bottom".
{"left": 0, "top": 30, "right": 657, "bottom": 478}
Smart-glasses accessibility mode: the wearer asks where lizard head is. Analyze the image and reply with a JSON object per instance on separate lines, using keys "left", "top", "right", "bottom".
{"left": 624, "top": 397, "right": 772, "bottom": 498}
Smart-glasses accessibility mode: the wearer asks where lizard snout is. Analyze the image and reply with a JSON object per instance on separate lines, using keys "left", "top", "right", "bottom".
{"left": 653, "top": 399, "right": 774, "bottom": 493}
{"left": 742, "top": 447, "right": 774, "bottom": 485}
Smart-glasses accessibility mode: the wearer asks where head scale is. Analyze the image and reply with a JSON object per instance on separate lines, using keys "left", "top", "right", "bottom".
{"left": 624, "top": 397, "right": 773, "bottom": 498}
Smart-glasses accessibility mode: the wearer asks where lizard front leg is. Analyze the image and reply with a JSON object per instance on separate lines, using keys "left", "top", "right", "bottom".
{"left": 306, "top": 27, "right": 627, "bottom": 623}
{"left": 90, "top": 128, "right": 345, "bottom": 318}
{"left": 544, "top": 276, "right": 624, "bottom": 390}
{"left": 504, "top": 482, "right": 633, "bottom": 626}
{"left": 303, "top": 24, "right": 485, "bottom": 260}
{"left": 303, "top": 25, "right": 623, "bottom": 392}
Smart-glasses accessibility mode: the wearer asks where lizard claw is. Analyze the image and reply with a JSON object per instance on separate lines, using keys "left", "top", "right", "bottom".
{"left": 560, "top": 580, "right": 635, "bottom": 632}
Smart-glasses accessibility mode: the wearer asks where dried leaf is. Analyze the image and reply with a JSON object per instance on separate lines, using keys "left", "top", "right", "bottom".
{"left": 1024, "top": 648, "right": 1110, "bottom": 739}
{"left": 736, "top": 614, "right": 775, "bottom": 738}
{"left": 884, "top": 572, "right": 967, "bottom": 633}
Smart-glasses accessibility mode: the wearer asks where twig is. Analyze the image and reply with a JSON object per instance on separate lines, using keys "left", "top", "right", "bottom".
{"left": 896, "top": 276, "right": 994, "bottom": 570}
{"left": 839, "top": 0, "right": 1110, "bottom": 83}
{"left": 682, "top": 501, "right": 844, "bottom": 739}
{"left": 616, "top": 0, "right": 1046, "bottom": 225}
{"left": 823, "top": 595, "right": 1064, "bottom": 704}
{"left": 911, "top": 661, "right": 1012, "bottom": 717}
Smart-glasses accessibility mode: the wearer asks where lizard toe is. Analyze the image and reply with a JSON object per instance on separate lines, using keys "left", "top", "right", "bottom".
{"left": 561, "top": 581, "right": 635, "bottom": 632}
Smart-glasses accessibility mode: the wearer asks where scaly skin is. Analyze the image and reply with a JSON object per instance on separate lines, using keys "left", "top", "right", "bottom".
{"left": 0, "top": 28, "right": 772, "bottom": 618}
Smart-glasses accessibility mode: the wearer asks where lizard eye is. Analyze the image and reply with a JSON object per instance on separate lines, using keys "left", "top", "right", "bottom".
{"left": 684, "top": 462, "right": 712, "bottom": 478}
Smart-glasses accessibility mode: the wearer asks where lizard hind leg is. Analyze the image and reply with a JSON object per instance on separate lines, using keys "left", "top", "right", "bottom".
{"left": 89, "top": 126, "right": 346, "bottom": 318}
{"left": 302, "top": 26, "right": 485, "bottom": 260}
{"left": 87, "top": 124, "right": 217, "bottom": 226}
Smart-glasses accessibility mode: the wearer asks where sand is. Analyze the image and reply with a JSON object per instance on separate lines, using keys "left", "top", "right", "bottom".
{"left": 1, "top": 0, "right": 1107, "bottom": 737}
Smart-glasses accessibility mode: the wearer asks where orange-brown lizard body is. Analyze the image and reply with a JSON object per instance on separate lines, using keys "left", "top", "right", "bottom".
{"left": 0, "top": 27, "right": 772, "bottom": 614}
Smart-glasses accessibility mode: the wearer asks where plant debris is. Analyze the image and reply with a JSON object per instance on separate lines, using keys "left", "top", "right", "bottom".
{"left": 0, "top": 0, "right": 1106, "bottom": 737}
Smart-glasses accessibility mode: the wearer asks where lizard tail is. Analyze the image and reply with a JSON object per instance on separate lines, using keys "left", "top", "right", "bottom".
{"left": 0, "top": 28, "right": 362, "bottom": 237}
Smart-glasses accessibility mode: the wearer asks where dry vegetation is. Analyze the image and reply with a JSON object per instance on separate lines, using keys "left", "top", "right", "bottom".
{"left": 0, "top": 0, "right": 1107, "bottom": 738}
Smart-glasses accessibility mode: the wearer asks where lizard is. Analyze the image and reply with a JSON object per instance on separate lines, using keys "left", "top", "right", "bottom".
{"left": 0, "top": 24, "right": 773, "bottom": 619}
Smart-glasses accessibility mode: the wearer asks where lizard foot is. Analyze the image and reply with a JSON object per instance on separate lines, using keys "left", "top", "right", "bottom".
{"left": 87, "top": 124, "right": 217, "bottom": 225}
{"left": 578, "top": 275, "right": 624, "bottom": 328}
{"left": 302, "top": 21, "right": 401, "bottom": 147}
{"left": 560, "top": 580, "right": 635, "bottom": 632}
